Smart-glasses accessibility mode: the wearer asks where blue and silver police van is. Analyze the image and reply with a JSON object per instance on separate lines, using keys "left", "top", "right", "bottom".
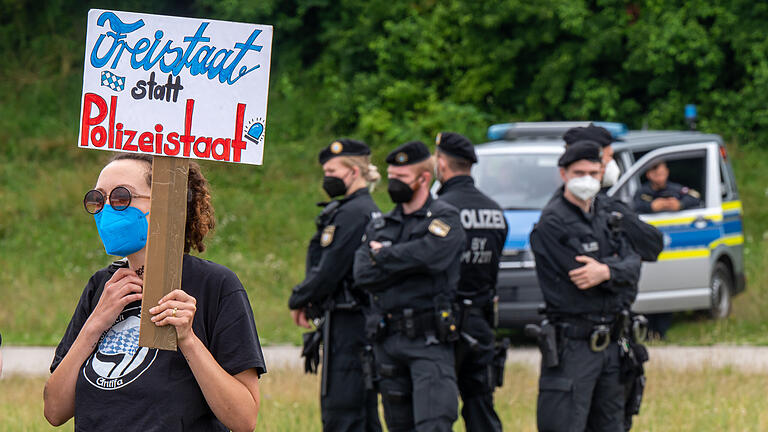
{"left": 474, "top": 122, "right": 745, "bottom": 327}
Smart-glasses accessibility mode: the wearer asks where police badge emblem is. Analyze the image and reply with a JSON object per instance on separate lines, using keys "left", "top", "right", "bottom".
{"left": 330, "top": 141, "right": 343, "bottom": 154}
{"left": 321, "top": 225, "right": 336, "bottom": 247}
{"left": 395, "top": 152, "right": 408, "bottom": 164}
{"left": 428, "top": 219, "right": 451, "bottom": 237}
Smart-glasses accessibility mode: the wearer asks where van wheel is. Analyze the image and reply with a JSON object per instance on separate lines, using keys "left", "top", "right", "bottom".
{"left": 709, "top": 262, "right": 732, "bottom": 320}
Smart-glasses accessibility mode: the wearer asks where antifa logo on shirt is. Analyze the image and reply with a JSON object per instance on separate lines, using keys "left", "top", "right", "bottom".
{"left": 83, "top": 306, "right": 158, "bottom": 390}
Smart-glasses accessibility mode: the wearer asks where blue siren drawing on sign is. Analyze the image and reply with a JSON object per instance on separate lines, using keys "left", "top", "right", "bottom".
{"left": 245, "top": 119, "right": 264, "bottom": 144}
{"left": 78, "top": 9, "right": 273, "bottom": 165}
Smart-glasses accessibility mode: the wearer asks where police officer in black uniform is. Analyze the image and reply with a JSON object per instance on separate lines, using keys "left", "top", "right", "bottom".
{"left": 434, "top": 132, "right": 507, "bottom": 432}
{"left": 563, "top": 125, "right": 664, "bottom": 308}
{"left": 530, "top": 142, "right": 642, "bottom": 432}
{"left": 289, "top": 138, "right": 383, "bottom": 432}
{"left": 633, "top": 161, "right": 702, "bottom": 214}
{"left": 353, "top": 140, "right": 465, "bottom": 432}
{"left": 563, "top": 127, "right": 659, "bottom": 430}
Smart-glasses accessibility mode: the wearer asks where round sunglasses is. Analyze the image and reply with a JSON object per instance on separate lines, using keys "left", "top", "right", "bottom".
{"left": 83, "top": 186, "right": 151, "bottom": 214}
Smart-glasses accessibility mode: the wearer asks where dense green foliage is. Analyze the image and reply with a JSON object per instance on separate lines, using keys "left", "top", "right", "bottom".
{"left": 205, "top": 0, "right": 768, "bottom": 144}
{"left": 3, "top": 0, "right": 768, "bottom": 149}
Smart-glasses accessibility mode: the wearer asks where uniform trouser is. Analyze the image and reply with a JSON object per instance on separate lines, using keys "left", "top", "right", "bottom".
{"left": 537, "top": 338, "right": 624, "bottom": 432}
{"left": 321, "top": 309, "right": 382, "bottom": 432}
{"left": 374, "top": 333, "right": 458, "bottom": 432}
{"left": 455, "top": 314, "right": 502, "bottom": 432}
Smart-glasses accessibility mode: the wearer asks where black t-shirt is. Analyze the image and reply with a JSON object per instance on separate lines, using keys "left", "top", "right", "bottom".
{"left": 51, "top": 254, "right": 266, "bottom": 431}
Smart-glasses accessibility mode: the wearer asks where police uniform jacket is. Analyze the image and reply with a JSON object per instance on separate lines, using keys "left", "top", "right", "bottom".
{"left": 530, "top": 189, "right": 641, "bottom": 317}
{"left": 633, "top": 181, "right": 702, "bottom": 214}
{"left": 353, "top": 195, "right": 465, "bottom": 313}
{"left": 289, "top": 188, "right": 380, "bottom": 311}
{"left": 436, "top": 175, "right": 508, "bottom": 304}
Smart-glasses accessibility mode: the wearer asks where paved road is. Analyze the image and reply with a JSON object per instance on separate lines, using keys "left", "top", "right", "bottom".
{"left": 4, "top": 345, "right": 768, "bottom": 378}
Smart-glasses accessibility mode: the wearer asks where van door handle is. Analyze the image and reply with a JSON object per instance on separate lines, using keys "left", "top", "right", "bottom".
{"left": 692, "top": 216, "right": 709, "bottom": 229}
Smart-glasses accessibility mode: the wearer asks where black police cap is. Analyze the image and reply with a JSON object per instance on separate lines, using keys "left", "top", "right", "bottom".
{"left": 386, "top": 140, "right": 431, "bottom": 166}
{"left": 435, "top": 132, "right": 477, "bottom": 164}
{"left": 558, "top": 140, "right": 603, "bottom": 168}
{"left": 318, "top": 138, "right": 371, "bottom": 164}
{"left": 563, "top": 125, "right": 616, "bottom": 148}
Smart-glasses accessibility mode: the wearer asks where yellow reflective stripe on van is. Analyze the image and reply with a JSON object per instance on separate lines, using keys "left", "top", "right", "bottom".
{"left": 722, "top": 200, "right": 743, "bottom": 214}
{"left": 646, "top": 214, "right": 723, "bottom": 228}
{"left": 656, "top": 235, "right": 743, "bottom": 261}
{"left": 657, "top": 248, "right": 710, "bottom": 261}
{"left": 708, "top": 234, "right": 744, "bottom": 249}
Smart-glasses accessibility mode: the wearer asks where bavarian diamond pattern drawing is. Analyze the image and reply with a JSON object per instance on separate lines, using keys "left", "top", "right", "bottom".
{"left": 100, "top": 326, "right": 140, "bottom": 356}
{"left": 100, "top": 70, "right": 125, "bottom": 92}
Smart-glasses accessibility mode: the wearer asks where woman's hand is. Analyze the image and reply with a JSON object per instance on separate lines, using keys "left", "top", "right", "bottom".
{"left": 149, "top": 289, "right": 197, "bottom": 345}
{"left": 86, "top": 268, "right": 143, "bottom": 334}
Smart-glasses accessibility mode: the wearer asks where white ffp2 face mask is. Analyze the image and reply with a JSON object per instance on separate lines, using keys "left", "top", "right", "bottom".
{"left": 567, "top": 175, "right": 602, "bottom": 201}
{"left": 602, "top": 159, "right": 620, "bottom": 187}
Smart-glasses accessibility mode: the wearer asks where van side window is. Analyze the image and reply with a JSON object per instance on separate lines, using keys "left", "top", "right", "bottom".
{"left": 628, "top": 154, "right": 706, "bottom": 214}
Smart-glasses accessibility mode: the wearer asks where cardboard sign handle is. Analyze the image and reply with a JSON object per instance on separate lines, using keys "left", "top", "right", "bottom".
{"left": 139, "top": 156, "right": 189, "bottom": 351}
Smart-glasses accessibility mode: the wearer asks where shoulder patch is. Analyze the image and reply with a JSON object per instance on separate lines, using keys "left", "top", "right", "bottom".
{"left": 321, "top": 225, "right": 336, "bottom": 247}
{"left": 428, "top": 219, "right": 451, "bottom": 237}
{"left": 641, "top": 194, "right": 653, "bottom": 202}
{"left": 688, "top": 189, "right": 701, "bottom": 199}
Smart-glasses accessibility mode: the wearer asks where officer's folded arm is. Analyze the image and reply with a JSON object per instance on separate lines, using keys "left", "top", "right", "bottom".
{"left": 600, "top": 253, "right": 642, "bottom": 288}
{"left": 567, "top": 255, "right": 611, "bottom": 290}
{"left": 353, "top": 245, "right": 390, "bottom": 290}
{"left": 370, "top": 217, "right": 465, "bottom": 276}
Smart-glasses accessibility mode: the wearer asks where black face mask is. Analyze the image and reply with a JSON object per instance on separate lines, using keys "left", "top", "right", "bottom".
{"left": 322, "top": 176, "right": 347, "bottom": 198}
{"left": 388, "top": 178, "right": 418, "bottom": 203}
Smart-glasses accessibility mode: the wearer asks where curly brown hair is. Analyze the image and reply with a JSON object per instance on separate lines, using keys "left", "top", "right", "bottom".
{"left": 109, "top": 153, "right": 215, "bottom": 253}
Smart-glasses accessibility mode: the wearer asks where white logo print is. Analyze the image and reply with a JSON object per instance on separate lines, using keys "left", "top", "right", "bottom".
{"left": 83, "top": 306, "right": 157, "bottom": 390}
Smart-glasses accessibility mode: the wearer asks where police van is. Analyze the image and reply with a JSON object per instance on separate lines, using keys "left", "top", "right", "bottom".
{"left": 475, "top": 122, "right": 745, "bottom": 327}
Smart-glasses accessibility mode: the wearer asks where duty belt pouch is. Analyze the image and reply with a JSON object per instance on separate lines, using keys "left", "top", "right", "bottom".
{"left": 365, "top": 312, "right": 386, "bottom": 341}
{"left": 359, "top": 345, "right": 379, "bottom": 391}
{"left": 403, "top": 309, "right": 416, "bottom": 339}
{"left": 435, "top": 305, "right": 459, "bottom": 343}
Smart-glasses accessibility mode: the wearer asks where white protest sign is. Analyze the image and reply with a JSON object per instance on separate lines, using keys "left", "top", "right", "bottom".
{"left": 78, "top": 9, "right": 272, "bottom": 165}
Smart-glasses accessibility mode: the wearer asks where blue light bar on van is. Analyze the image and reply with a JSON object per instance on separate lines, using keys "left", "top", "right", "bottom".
{"left": 487, "top": 123, "right": 517, "bottom": 140}
{"left": 593, "top": 122, "right": 628, "bottom": 138}
{"left": 487, "top": 121, "right": 628, "bottom": 141}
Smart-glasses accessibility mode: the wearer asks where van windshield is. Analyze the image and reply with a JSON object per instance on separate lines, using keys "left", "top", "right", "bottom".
{"left": 473, "top": 153, "right": 563, "bottom": 210}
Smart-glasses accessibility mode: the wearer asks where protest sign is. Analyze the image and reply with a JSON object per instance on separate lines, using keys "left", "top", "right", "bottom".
{"left": 79, "top": 10, "right": 273, "bottom": 350}
{"left": 79, "top": 9, "right": 273, "bottom": 165}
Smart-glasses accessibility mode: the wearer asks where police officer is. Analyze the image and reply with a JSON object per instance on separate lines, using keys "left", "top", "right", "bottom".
{"left": 288, "top": 138, "right": 383, "bottom": 432}
{"left": 434, "top": 132, "right": 507, "bottom": 432}
{"left": 633, "top": 161, "right": 702, "bottom": 214}
{"left": 530, "top": 141, "right": 642, "bottom": 432}
{"left": 563, "top": 125, "right": 664, "bottom": 307}
{"left": 353, "top": 140, "right": 465, "bottom": 432}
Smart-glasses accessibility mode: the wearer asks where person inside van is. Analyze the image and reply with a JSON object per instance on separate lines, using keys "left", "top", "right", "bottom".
{"left": 634, "top": 161, "right": 702, "bottom": 213}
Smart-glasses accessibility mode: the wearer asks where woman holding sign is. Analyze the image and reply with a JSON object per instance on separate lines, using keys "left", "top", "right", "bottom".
{"left": 44, "top": 153, "right": 265, "bottom": 431}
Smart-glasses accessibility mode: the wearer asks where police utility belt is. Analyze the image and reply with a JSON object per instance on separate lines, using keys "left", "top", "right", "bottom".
{"left": 382, "top": 307, "right": 458, "bottom": 345}
{"left": 558, "top": 314, "right": 647, "bottom": 351}
{"left": 526, "top": 312, "right": 649, "bottom": 367}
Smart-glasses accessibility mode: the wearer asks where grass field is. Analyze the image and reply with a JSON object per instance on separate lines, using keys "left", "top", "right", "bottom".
{"left": 3, "top": 363, "right": 768, "bottom": 431}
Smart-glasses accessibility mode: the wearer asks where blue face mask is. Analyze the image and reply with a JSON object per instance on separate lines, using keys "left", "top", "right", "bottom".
{"left": 94, "top": 205, "right": 149, "bottom": 257}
